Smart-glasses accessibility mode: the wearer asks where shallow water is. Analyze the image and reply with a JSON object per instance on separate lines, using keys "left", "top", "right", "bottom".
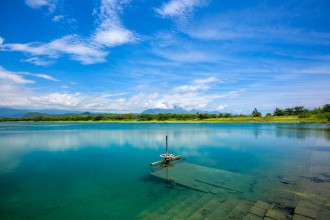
{"left": 0, "top": 122, "right": 329, "bottom": 219}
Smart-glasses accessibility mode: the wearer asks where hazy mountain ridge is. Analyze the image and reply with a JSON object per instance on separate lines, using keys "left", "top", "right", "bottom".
{"left": 0, "top": 107, "right": 84, "bottom": 118}
{"left": 0, "top": 107, "right": 222, "bottom": 118}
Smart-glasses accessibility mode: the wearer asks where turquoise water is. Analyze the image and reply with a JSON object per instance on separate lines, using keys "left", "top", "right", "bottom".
{"left": 0, "top": 122, "right": 329, "bottom": 219}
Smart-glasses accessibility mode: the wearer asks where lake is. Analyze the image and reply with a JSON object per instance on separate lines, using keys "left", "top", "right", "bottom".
{"left": 0, "top": 122, "right": 329, "bottom": 219}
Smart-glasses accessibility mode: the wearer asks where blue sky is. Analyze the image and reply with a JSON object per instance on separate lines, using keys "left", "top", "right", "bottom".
{"left": 0, "top": 0, "right": 329, "bottom": 114}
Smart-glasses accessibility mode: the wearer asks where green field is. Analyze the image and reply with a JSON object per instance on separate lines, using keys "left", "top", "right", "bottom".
{"left": 1, "top": 114, "right": 329, "bottom": 123}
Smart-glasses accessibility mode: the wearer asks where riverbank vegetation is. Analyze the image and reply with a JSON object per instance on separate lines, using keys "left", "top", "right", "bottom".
{"left": 1, "top": 105, "right": 329, "bottom": 123}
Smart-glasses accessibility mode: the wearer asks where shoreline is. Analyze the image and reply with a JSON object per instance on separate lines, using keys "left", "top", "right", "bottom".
{"left": 1, "top": 120, "right": 329, "bottom": 124}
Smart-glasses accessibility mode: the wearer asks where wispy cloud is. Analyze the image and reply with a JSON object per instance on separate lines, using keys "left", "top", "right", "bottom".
{"left": 52, "top": 14, "right": 77, "bottom": 27}
{"left": 194, "top": 76, "right": 218, "bottom": 84}
{"left": 180, "top": 3, "right": 330, "bottom": 46}
{"left": 174, "top": 76, "right": 218, "bottom": 92}
{"left": 184, "top": 21, "right": 330, "bottom": 45}
{"left": 22, "top": 57, "right": 55, "bottom": 66}
{"left": 156, "top": 0, "right": 205, "bottom": 18}
{"left": 154, "top": 48, "right": 219, "bottom": 63}
{"left": 183, "top": 21, "right": 254, "bottom": 41}
{"left": 52, "top": 15, "right": 64, "bottom": 22}
{"left": 0, "top": 66, "right": 59, "bottom": 84}
{"left": 22, "top": 73, "right": 59, "bottom": 82}
{"left": 25, "top": 0, "right": 57, "bottom": 12}
{"left": 2, "top": 0, "right": 136, "bottom": 65}
{"left": 294, "top": 65, "right": 330, "bottom": 75}
{"left": 151, "top": 32, "right": 223, "bottom": 63}
{"left": 92, "top": 0, "right": 137, "bottom": 47}
{"left": 1, "top": 35, "right": 108, "bottom": 65}
{"left": 0, "top": 66, "right": 34, "bottom": 84}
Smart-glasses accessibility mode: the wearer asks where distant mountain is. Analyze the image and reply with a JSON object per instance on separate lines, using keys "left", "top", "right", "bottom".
{"left": 0, "top": 107, "right": 84, "bottom": 118}
{"left": 142, "top": 106, "right": 187, "bottom": 114}
{"left": 141, "top": 106, "right": 221, "bottom": 114}
{"left": 0, "top": 107, "right": 221, "bottom": 118}
{"left": 0, "top": 107, "right": 29, "bottom": 118}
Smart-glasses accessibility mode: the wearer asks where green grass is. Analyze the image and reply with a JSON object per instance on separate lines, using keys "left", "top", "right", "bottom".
{"left": 1, "top": 114, "right": 329, "bottom": 123}
{"left": 54, "top": 116, "right": 328, "bottom": 123}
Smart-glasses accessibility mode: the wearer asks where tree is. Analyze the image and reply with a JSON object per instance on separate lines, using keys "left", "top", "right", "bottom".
{"left": 293, "top": 106, "right": 306, "bottom": 115}
{"left": 251, "top": 108, "right": 262, "bottom": 117}
{"left": 322, "top": 104, "right": 330, "bottom": 113}
{"left": 223, "top": 113, "right": 232, "bottom": 118}
{"left": 197, "top": 113, "right": 210, "bottom": 120}
{"left": 93, "top": 115, "right": 103, "bottom": 121}
{"left": 157, "top": 113, "right": 171, "bottom": 121}
{"left": 137, "top": 114, "right": 154, "bottom": 121}
{"left": 284, "top": 108, "right": 294, "bottom": 116}
{"left": 310, "top": 107, "right": 322, "bottom": 114}
{"left": 273, "top": 107, "right": 284, "bottom": 116}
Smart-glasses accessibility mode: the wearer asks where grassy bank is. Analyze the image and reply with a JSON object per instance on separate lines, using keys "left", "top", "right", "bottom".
{"left": 1, "top": 115, "right": 329, "bottom": 123}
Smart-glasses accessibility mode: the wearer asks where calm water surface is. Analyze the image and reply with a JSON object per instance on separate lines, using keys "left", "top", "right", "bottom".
{"left": 0, "top": 122, "right": 329, "bottom": 219}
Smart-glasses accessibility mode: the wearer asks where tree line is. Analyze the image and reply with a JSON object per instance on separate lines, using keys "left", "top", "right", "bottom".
{"left": 271, "top": 104, "right": 330, "bottom": 117}
{"left": 0, "top": 104, "right": 329, "bottom": 122}
{"left": 251, "top": 104, "right": 330, "bottom": 120}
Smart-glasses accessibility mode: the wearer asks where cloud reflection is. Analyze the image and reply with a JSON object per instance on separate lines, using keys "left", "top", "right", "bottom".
{"left": 0, "top": 124, "right": 329, "bottom": 173}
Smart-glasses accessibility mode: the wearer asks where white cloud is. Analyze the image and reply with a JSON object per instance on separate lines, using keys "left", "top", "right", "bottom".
{"left": 174, "top": 84, "right": 208, "bottom": 92}
{"left": 1, "top": 35, "right": 108, "bottom": 65}
{"left": 156, "top": 0, "right": 205, "bottom": 18}
{"left": 0, "top": 37, "right": 4, "bottom": 45}
{"left": 94, "top": 27, "right": 135, "bottom": 47}
{"left": 0, "top": 66, "right": 59, "bottom": 84}
{"left": 125, "top": 89, "right": 239, "bottom": 112}
{"left": 151, "top": 32, "right": 224, "bottom": 63}
{"left": 0, "top": 80, "right": 81, "bottom": 109}
{"left": 47, "top": 35, "right": 108, "bottom": 64}
{"left": 25, "top": 0, "right": 57, "bottom": 12}
{"left": 194, "top": 76, "right": 217, "bottom": 84}
{"left": 2, "top": 0, "right": 136, "bottom": 65}
{"left": 22, "top": 57, "right": 55, "bottom": 66}
{"left": 296, "top": 66, "right": 330, "bottom": 75}
{"left": 52, "top": 15, "right": 77, "bottom": 26}
{"left": 184, "top": 23, "right": 251, "bottom": 41}
{"left": 0, "top": 82, "right": 32, "bottom": 108}
{"left": 52, "top": 15, "right": 64, "bottom": 22}
{"left": 78, "top": 91, "right": 214, "bottom": 112}
{"left": 113, "top": 78, "right": 237, "bottom": 112}
{"left": 217, "top": 105, "right": 228, "bottom": 111}
{"left": 0, "top": 66, "right": 34, "bottom": 84}
{"left": 174, "top": 77, "right": 218, "bottom": 92}
{"left": 92, "top": 0, "right": 136, "bottom": 46}
{"left": 34, "top": 74, "right": 58, "bottom": 81}
{"left": 11, "top": 87, "right": 238, "bottom": 112}
{"left": 0, "top": 69, "right": 239, "bottom": 112}
{"left": 181, "top": 6, "right": 330, "bottom": 45}
{"left": 23, "top": 73, "right": 59, "bottom": 81}
{"left": 30, "top": 93, "right": 82, "bottom": 108}
{"left": 155, "top": 93, "right": 209, "bottom": 109}
{"left": 154, "top": 48, "right": 219, "bottom": 63}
